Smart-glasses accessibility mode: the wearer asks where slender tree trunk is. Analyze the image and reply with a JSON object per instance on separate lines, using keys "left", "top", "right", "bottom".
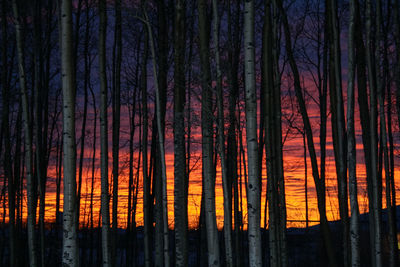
{"left": 89, "top": 81, "right": 97, "bottom": 266}
{"left": 140, "top": 28, "right": 151, "bottom": 267}
{"left": 99, "top": 0, "right": 111, "bottom": 265}
{"left": 151, "top": 2, "right": 168, "bottom": 265}
{"left": 226, "top": 2, "right": 241, "bottom": 264}
{"left": 174, "top": 0, "right": 188, "bottom": 265}
{"left": 12, "top": 0, "right": 37, "bottom": 265}
{"left": 60, "top": 0, "right": 79, "bottom": 265}
{"left": 197, "top": 0, "right": 220, "bottom": 265}
{"left": 328, "top": 1, "right": 349, "bottom": 265}
{"left": 244, "top": 0, "right": 262, "bottom": 266}
{"left": 386, "top": 3, "right": 398, "bottom": 260}
{"left": 366, "top": 1, "right": 382, "bottom": 266}
{"left": 264, "top": 2, "right": 277, "bottom": 265}
{"left": 211, "top": 1, "right": 233, "bottom": 266}
{"left": 347, "top": 1, "right": 360, "bottom": 265}
{"left": 263, "top": 2, "right": 287, "bottom": 265}
{"left": 143, "top": 7, "right": 170, "bottom": 266}
{"left": 77, "top": 0, "right": 90, "bottom": 230}
{"left": 56, "top": 132, "right": 62, "bottom": 226}
{"left": 111, "top": 1, "right": 122, "bottom": 264}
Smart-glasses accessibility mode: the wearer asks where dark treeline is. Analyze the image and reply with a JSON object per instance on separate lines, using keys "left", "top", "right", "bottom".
{"left": 0, "top": 0, "right": 400, "bottom": 266}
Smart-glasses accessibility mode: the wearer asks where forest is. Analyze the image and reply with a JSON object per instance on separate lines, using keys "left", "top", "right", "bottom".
{"left": 0, "top": 0, "right": 400, "bottom": 266}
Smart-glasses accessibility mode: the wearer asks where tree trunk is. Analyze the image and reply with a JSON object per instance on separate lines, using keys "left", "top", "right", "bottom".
{"left": 328, "top": 1, "right": 349, "bottom": 265}
{"left": 60, "top": 0, "right": 79, "bottom": 265}
{"left": 174, "top": 0, "right": 188, "bottom": 265}
{"left": 99, "top": 0, "right": 111, "bottom": 265}
{"left": 197, "top": 0, "right": 220, "bottom": 266}
{"left": 111, "top": 1, "right": 122, "bottom": 264}
{"left": 143, "top": 6, "right": 170, "bottom": 266}
{"left": 77, "top": 0, "right": 90, "bottom": 231}
{"left": 89, "top": 79, "right": 97, "bottom": 266}
{"left": 263, "top": 1, "right": 287, "bottom": 266}
{"left": 347, "top": 1, "right": 360, "bottom": 264}
{"left": 12, "top": 0, "right": 37, "bottom": 266}
{"left": 366, "top": 1, "right": 382, "bottom": 266}
{"left": 140, "top": 27, "right": 151, "bottom": 267}
{"left": 226, "top": 2, "right": 241, "bottom": 265}
{"left": 212, "top": 1, "right": 233, "bottom": 266}
{"left": 244, "top": 0, "right": 262, "bottom": 266}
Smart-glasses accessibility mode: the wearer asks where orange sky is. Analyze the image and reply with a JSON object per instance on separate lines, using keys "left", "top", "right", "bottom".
{"left": 2, "top": 108, "right": 398, "bottom": 231}
{"left": 1, "top": 75, "right": 399, "bottom": 230}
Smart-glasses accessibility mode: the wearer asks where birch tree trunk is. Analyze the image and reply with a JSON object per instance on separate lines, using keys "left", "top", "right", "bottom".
{"left": 264, "top": 1, "right": 287, "bottom": 265}
{"left": 139, "top": 28, "right": 151, "bottom": 267}
{"left": 153, "top": 2, "right": 168, "bottom": 264}
{"left": 111, "top": 0, "right": 122, "bottom": 263}
{"left": 226, "top": 2, "right": 241, "bottom": 264}
{"left": 173, "top": 0, "right": 188, "bottom": 265}
{"left": 143, "top": 7, "right": 170, "bottom": 266}
{"left": 12, "top": 0, "right": 37, "bottom": 266}
{"left": 60, "top": 0, "right": 79, "bottom": 265}
{"left": 366, "top": 1, "right": 382, "bottom": 265}
{"left": 328, "top": 1, "right": 349, "bottom": 265}
{"left": 197, "top": 0, "right": 220, "bottom": 265}
{"left": 99, "top": 0, "right": 111, "bottom": 265}
{"left": 89, "top": 79, "right": 97, "bottom": 266}
{"left": 211, "top": 1, "right": 233, "bottom": 265}
{"left": 244, "top": 0, "right": 262, "bottom": 265}
{"left": 347, "top": 1, "right": 360, "bottom": 265}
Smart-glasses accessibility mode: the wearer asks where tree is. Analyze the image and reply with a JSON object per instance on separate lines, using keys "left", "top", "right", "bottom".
{"left": 244, "top": 0, "right": 262, "bottom": 265}
{"left": 212, "top": 0, "right": 233, "bottom": 265}
{"left": 111, "top": 0, "right": 122, "bottom": 263}
{"left": 226, "top": 2, "right": 242, "bottom": 264}
{"left": 365, "top": 0, "right": 382, "bottom": 265}
{"left": 12, "top": 0, "right": 37, "bottom": 266}
{"left": 142, "top": 4, "right": 170, "bottom": 265}
{"left": 60, "top": 0, "right": 79, "bottom": 265}
{"left": 173, "top": 0, "right": 188, "bottom": 265}
{"left": 99, "top": 0, "right": 111, "bottom": 265}
{"left": 327, "top": 1, "right": 349, "bottom": 264}
{"left": 198, "top": 0, "right": 220, "bottom": 265}
{"left": 263, "top": 1, "right": 287, "bottom": 266}
{"left": 346, "top": 0, "right": 360, "bottom": 264}
{"left": 139, "top": 25, "right": 151, "bottom": 267}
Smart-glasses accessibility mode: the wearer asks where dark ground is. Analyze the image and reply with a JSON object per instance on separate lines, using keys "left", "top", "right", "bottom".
{"left": 0, "top": 206, "right": 399, "bottom": 266}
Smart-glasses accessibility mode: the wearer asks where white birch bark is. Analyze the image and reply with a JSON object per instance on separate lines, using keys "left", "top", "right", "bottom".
{"left": 60, "top": 0, "right": 79, "bottom": 265}
{"left": 244, "top": 0, "right": 262, "bottom": 265}
{"left": 197, "top": 0, "right": 220, "bottom": 266}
